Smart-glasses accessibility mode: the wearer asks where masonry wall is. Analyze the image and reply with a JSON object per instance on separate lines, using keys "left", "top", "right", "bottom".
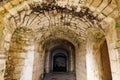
{"left": 32, "top": 43, "right": 45, "bottom": 80}
{"left": 100, "top": 41, "right": 112, "bottom": 80}
{"left": 0, "top": 16, "right": 6, "bottom": 80}
{"left": 76, "top": 43, "right": 87, "bottom": 80}
{"left": 0, "top": 0, "right": 120, "bottom": 80}
{"left": 4, "top": 28, "right": 35, "bottom": 80}
{"left": 105, "top": 20, "right": 120, "bottom": 80}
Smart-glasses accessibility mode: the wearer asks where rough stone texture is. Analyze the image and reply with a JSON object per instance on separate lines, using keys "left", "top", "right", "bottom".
{"left": 100, "top": 41, "right": 112, "bottom": 80}
{"left": 32, "top": 44, "right": 44, "bottom": 80}
{"left": 104, "top": 18, "right": 120, "bottom": 80}
{"left": 44, "top": 72, "right": 76, "bottom": 80}
{"left": 86, "top": 29, "right": 104, "bottom": 80}
{"left": 76, "top": 43, "right": 86, "bottom": 80}
{"left": 4, "top": 27, "right": 35, "bottom": 80}
{"left": 0, "top": 0, "right": 120, "bottom": 80}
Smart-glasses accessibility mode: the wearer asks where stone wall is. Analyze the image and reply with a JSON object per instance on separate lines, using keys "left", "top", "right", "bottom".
{"left": 76, "top": 43, "right": 87, "bottom": 80}
{"left": 104, "top": 18, "right": 120, "bottom": 80}
{"left": 0, "top": 0, "right": 120, "bottom": 80}
{"left": 32, "top": 43, "right": 44, "bottom": 80}
{"left": 100, "top": 41, "right": 112, "bottom": 80}
{"left": 5, "top": 27, "right": 35, "bottom": 80}
{"left": 0, "top": 15, "right": 6, "bottom": 80}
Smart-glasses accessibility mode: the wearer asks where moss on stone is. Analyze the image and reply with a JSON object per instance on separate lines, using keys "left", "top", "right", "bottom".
{"left": 115, "top": 22, "right": 120, "bottom": 28}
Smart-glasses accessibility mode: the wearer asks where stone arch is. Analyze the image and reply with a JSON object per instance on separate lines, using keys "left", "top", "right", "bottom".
{"left": 43, "top": 39, "right": 75, "bottom": 73}
{"left": 51, "top": 48, "right": 68, "bottom": 72}
{"left": 2, "top": 1, "right": 107, "bottom": 50}
{"left": 0, "top": 0, "right": 119, "bottom": 51}
{"left": 4, "top": 27, "right": 35, "bottom": 80}
{"left": 0, "top": 0, "right": 119, "bottom": 80}
{"left": 2, "top": 0, "right": 117, "bottom": 52}
{"left": 104, "top": 18, "right": 120, "bottom": 80}
{"left": 85, "top": 19, "right": 120, "bottom": 80}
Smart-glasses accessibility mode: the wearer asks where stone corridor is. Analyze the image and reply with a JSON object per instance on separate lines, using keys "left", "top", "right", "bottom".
{"left": 44, "top": 72, "right": 76, "bottom": 80}
{"left": 0, "top": 0, "right": 120, "bottom": 80}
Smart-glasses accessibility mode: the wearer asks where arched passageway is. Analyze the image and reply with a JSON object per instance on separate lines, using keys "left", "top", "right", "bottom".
{"left": 44, "top": 39, "right": 75, "bottom": 73}
{"left": 43, "top": 39, "right": 76, "bottom": 80}
{"left": 52, "top": 49, "right": 68, "bottom": 72}
{"left": 0, "top": 0, "right": 120, "bottom": 80}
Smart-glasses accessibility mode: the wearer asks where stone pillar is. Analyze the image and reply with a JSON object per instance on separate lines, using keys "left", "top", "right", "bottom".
{"left": 0, "top": 33, "right": 8, "bottom": 80}
{"left": 0, "top": 25, "right": 13, "bottom": 80}
{"left": 86, "top": 29, "right": 104, "bottom": 80}
{"left": 104, "top": 18, "right": 120, "bottom": 80}
{"left": 3, "top": 27, "right": 35, "bottom": 80}
{"left": 76, "top": 42, "right": 87, "bottom": 80}
{"left": 0, "top": 51, "right": 6, "bottom": 80}
{"left": 45, "top": 51, "right": 50, "bottom": 73}
{"left": 32, "top": 41, "right": 45, "bottom": 80}
{"left": 86, "top": 41, "right": 100, "bottom": 80}
{"left": 20, "top": 45, "right": 35, "bottom": 80}
{"left": 70, "top": 50, "right": 74, "bottom": 72}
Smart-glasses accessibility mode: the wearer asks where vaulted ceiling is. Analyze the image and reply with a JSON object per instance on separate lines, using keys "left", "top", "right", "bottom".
{"left": 0, "top": 0, "right": 120, "bottom": 18}
{"left": 0, "top": 0, "right": 120, "bottom": 49}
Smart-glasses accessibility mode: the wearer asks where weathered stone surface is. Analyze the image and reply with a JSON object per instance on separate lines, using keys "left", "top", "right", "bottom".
{"left": 0, "top": 0, "right": 120, "bottom": 80}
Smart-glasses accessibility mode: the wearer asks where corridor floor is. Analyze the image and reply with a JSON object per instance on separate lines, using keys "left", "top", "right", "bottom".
{"left": 44, "top": 72, "right": 76, "bottom": 80}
